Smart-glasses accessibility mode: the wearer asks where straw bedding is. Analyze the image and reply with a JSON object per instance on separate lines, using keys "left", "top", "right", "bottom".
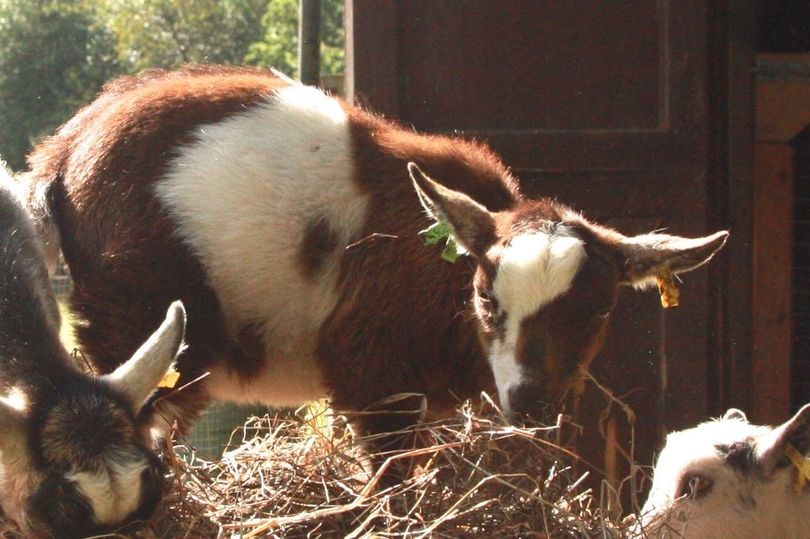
{"left": 0, "top": 397, "right": 637, "bottom": 538}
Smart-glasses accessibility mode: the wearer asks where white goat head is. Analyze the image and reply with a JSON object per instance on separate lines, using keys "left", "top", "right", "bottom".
{"left": 0, "top": 176, "right": 186, "bottom": 537}
{"left": 636, "top": 405, "right": 810, "bottom": 538}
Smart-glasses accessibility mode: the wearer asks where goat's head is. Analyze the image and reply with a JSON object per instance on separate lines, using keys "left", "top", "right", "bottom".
{"left": 408, "top": 163, "right": 728, "bottom": 418}
{"left": 0, "top": 302, "right": 185, "bottom": 538}
{"left": 634, "top": 405, "right": 810, "bottom": 538}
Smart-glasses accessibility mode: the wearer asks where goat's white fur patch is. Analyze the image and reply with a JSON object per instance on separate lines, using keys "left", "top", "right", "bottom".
{"left": 155, "top": 84, "right": 367, "bottom": 406}
{"left": 68, "top": 454, "right": 148, "bottom": 525}
{"left": 0, "top": 387, "right": 27, "bottom": 412}
{"left": 489, "top": 232, "right": 585, "bottom": 411}
{"left": 638, "top": 415, "right": 809, "bottom": 538}
{"left": 644, "top": 419, "right": 770, "bottom": 510}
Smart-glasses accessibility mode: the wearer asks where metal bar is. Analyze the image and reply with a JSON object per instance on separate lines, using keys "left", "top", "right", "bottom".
{"left": 299, "top": 0, "right": 321, "bottom": 85}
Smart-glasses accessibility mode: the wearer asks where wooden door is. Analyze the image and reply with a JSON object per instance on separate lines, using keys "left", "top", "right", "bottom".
{"left": 347, "top": 0, "right": 753, "bottom": 497}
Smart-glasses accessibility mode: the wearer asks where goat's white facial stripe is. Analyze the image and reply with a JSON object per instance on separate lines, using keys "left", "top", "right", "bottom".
{"left": 493, "top": 232, "right": 586, "bottom": 321}
{"left": 69, "top": 456, "right": 148, "bottom": 525}
{"left": 488, "top": 232, "right": 585, "bottom": 412}
{"left": 489, "top": 338, "right": 523, "bottom": 413}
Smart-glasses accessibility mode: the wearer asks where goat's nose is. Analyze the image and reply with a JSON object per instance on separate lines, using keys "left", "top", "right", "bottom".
{"left": 507, "top": 385, "right": 552, "bottom": 421}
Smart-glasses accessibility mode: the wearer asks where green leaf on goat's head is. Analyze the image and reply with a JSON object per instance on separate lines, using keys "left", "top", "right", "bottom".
{"left": 418, "top": 221, "right": 451, "bottom": 246}
{"left": 418, "top": 221, "right": 463, "bottom": 263}
{"left": 440, "top": 239, "right": 461, "bottom": 263}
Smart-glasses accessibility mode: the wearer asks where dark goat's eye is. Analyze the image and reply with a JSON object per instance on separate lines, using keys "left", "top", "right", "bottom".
{"left": 679, "top": 474, "right": 713, "bottom": 499}
{"left": 596, "top": 309, "right": 612, "bottom": 319}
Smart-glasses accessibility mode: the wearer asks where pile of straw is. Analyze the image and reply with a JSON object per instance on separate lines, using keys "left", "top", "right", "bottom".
{"left": 149, "top": 398, "right": 630, "bottom": 538}
{"left": 0, "top": 398, "right": 635, "bottom": 538}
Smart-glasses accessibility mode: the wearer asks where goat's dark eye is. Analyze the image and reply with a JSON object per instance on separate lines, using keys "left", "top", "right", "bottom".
{"left": 596, "top": 309, "right": 612, "bottom": 319}
{"left": 679, "top": 474, "right": 713, "bottom": 499}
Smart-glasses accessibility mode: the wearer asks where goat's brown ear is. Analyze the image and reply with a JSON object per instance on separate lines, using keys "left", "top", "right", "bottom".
{"left": 755, "top": 403, "right": 810, "bottom": 476}
{"left": 616, "top": 230, "right": 729, "bottom": 288}
{"left": 104, "top": 301, "right": 186, "bottom": 412}
{"left": 408, "top": 162, "right": 497, "bottom": 258}
{"left": 0, "top": 398, "right": 26, "bottom": 454}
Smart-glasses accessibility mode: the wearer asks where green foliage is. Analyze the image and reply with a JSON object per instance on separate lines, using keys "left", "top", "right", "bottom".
{"left": 99, "top": 0, "right": 267, "bottom": 71}
{"left": 0, "top": 0, "right": 120, "bottom": 169}
{"left": 319, "top": 0, "right": 345, "bottom": 76}
{"left": 418, "top": 221, "right": 464, "bottom": 263}
{"left": 246, "top": 0, "right": 344, "bottom": 77}
{"left": 0, "top": 0, "right": 346, "bottom": 170}
{"left": 245, "top": 0, "right": 297, "bottom": 75}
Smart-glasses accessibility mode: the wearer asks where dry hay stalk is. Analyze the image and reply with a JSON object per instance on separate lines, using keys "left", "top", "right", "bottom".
{"left": 0, "top": 395, "right": 638, "bottom": 538}
{"left": 147, "top": 397, "right": 631, "bottom": 538}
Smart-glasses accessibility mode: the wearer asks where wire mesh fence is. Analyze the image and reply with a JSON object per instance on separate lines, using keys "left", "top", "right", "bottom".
{"left": 50, "top": 261, "right": 73, "bottom": 297}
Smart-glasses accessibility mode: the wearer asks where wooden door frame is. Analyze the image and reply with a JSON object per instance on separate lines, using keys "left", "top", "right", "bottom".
{"left": 752, "top": 53, "right": 810, "bottom": 422}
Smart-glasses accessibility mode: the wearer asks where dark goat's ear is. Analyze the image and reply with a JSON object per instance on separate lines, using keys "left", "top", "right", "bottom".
{"left": 408, "top": 162, "right": 497, "bottom": 258}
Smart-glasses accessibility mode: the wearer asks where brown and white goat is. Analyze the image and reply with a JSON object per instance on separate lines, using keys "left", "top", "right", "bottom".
{"left": 0, "top": 165, "right": 185, "bottom": 537}
{"left": 21, "top": 65, "right": 728, "bottom": 440}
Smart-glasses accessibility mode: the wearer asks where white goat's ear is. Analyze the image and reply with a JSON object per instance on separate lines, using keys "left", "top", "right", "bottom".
{"left": 616, "top": 230, "right": 729, "bottom": 287}
{"left": 408, "top": 162, "right": 497, "bottom": 258}
{"left": 723, "top": 408, "right": 748, "bottom": 422}
{"left": 756, "top": 403, "right": 810, "bottom": 476}
{"left": 0, "top": 398, "right": 26, "bottom": 454}
{"left": 103, "top": 301, "right": 186, "bottom": 412}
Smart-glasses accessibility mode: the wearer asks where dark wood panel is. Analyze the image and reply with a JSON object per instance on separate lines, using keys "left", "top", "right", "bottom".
{"left": 792, "top": 131, "right": 810, "bottom": 413}
{"left": 396, "top": 1, "right": 661, "bottom": 131}
{"left": 345, "top": 0, "right": 398, "bottom": 115}
{"left": 752, "top": 142, "right": 792, "bottom": 423}
{"left": 349, "top": 0, "right": 709, "bottom": 172}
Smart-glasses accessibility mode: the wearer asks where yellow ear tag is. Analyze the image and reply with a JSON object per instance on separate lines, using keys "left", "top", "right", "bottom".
{"left": 656, "top": 273, "right": 680, "bottom": 308}
{"left": 158, "top": 367, "right": 181, "bottom": 389}
{"left": 785, "top": 442, "right": 810, "bottom": 495}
